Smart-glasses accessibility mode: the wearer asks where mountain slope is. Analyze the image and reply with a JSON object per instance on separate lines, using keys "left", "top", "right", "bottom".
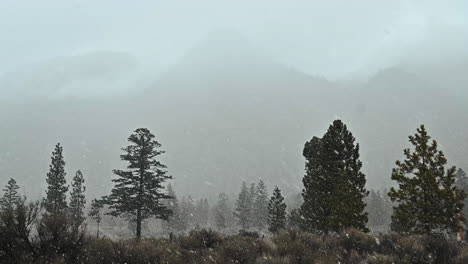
{"left": 0, "top": 32, "right": 467, "bottom": 199}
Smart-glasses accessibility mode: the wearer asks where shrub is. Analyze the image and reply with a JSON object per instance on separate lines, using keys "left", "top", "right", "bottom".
{"left": 0, "top": 198, "right": 41, "bottom": 264}
{"left": 393, "top": 234, "right": 429, "bottom": 263}
{"left": 426, "top": 234, "right": 461, "bottom": 264}
{"left": 220, "top": 236, "right": 267, "bottom": 264}
{"left": 366, "top": 254, "right": 399, "bottom": 264}
{"left": 238, "top": 230, "right": 261, "bottom": 239}
{"left": 272, "top": 229, "right": 323, "bottom": 264}
{"left": 337, "top": 228, "right": 378, "bottom": 255}
{"left": 179, "top": 229, "right": 224, "bottom": 250}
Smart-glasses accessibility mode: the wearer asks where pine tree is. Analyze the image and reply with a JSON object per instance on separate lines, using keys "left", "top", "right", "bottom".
{"left": 288, "top": 208, "right": 302, "bottom": 229}
{"left": 268, "top": 186, "right": 287, "bottom": 233}
{"left": 388, "top": 125, "right": 465, "bottom": 234}
{"left": 69, "top": 170, "right": 86, "bottom": 232}
{"left": 234, "top": 182, "right": 251, "bottom": 230}
{"left": 456, "top": 169, "right": 468, "bottom": 220}
{"left": 214, "top": 193, "right": 230, "bottom": 231}
{"left": 88, "top": 199, "right": 104, "bottom": 238}
{"left": 44, "top": 143, "right": 68, "bottom": 215}
{"left": 104, "top": 128, "right": 173, "bottom": 239}
{"left": 253, "top": 179, "right": 269, "bottom": 230}
{"left": 38, "top": 143, "right": 72, "bottom": 256}
{"left": 165, "top": 184, "right": 184, "bottom": 233}
{"left": 0, "top": 178, "right": 20, "bottom": 211}
{"left": 301, "top": 120, "right": 369, "bottom": 233}
{"left": 247, "top": 183, "right": 256, "bottom": 226}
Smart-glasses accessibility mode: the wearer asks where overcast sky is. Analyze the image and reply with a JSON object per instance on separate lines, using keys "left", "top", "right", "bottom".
{"left": 1, "top": 0, "right": 467, "bottom": 80}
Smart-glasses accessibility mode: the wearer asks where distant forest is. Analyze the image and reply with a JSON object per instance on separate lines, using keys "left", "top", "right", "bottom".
{"left": 1, "top": 119, "right": 468, "bottom": 263}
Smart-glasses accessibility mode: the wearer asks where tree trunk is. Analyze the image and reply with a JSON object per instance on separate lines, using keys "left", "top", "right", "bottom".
{"left": 136, "top": 209, "right": 142, "bottom": 240}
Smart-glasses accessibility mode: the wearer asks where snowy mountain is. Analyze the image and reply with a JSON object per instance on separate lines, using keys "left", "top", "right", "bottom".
{"left": 0, "top": 31, "right": 467, "bottom": 199}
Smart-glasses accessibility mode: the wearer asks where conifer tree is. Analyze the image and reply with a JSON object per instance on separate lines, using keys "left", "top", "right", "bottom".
{"left": 253, "top": 179, "right": 269, "bottom": 230}
{"left": 234, "top": 181, "right": 251, "bottom": 230}
{"left": 214, "top": 193, "right": 230, "bottom": 231}
{"left": 69, "top": 170, "right": 86, "bottom": 232}
{"left": 287, "top": 208, "right": 302, "bottom": 229}
{"left": 39, "top": 143, "right": 72, "bottom": 256}
{"left": 388, "top": 125, "right": 465, "bottom": 234}
{"left": 268, "top": 186, "right": 287, "bottom": 233}
{"left": 44, "top": 143, "right": 68, "bottom": 215}
{"left": 0, "top": 178, "right": 20, "bottom": 211}
{"left": 301, "top": 120, "right": 368, "bottom": 233}
{"left": 88, "top": 199, "right": 104, "bottom": 238}
{"left": 456, "top": 169, "right": 468, "bottom": 220}
{"left": 165, "top": 184, "right": 184, "bottom": 233}
{"left": 247, "top": 182, "right": 256, "bottom": 225}
{"left": 104, "top": 128, "right": 173, "bottom": 239}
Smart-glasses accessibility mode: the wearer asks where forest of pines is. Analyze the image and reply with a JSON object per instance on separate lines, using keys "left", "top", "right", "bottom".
{"left": 1, "top": 120, "right": 468, "bottom": 263}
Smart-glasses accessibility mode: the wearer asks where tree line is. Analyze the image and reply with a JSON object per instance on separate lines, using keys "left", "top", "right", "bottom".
{"left": 1, "top": 120, "right": 468, "bottom": 262}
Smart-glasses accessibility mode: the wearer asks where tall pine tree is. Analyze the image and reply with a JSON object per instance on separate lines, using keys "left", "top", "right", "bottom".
{"left": 389, "top": 125, "right": 465, "bottom": 234}
{"left": 69, "top": 170, "right": 86, "bottom": 232}
{"left": 44, "top": 143, "right": 68, "bottom": 215}
{"left": 268, "top": 186, "right": 287, "bottom": 233}
{"left": 301, "top": 120, "right": 368, "bottom": 233}
{"left": 234, "top": 181, "right": 251, "bottom": 230}
{"left": 104, "top": 128, "right": 173, "bottom": 239}
{"left": 39, "top": 143, "right": 71, "bottom": 256}
{"left": 253, "top": 179, "right": 269, "bottom": 230}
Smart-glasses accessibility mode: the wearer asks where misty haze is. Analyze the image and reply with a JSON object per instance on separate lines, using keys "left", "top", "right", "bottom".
{"left": 1, "top": 1, "right": 468, "bottom": 263}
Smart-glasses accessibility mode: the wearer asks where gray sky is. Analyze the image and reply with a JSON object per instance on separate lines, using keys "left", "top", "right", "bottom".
{"left": 1, "top": 0, "right": 467, "bottom": 80}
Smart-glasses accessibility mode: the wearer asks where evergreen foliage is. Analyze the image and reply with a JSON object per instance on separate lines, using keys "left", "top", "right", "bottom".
{"left": 104, "top": 128, "right": 173, "bottom": 239}
{"left": 247, "top": 183, "right": 256, "bottom": 227}
{"left": 455, "top": 168, "right": 468, "bottom": 222}
{"left": 301, "top": 120, "right": 369, "bottom": 233}
{"left": 0, "top": 178, "right": 20, "bottom": 211}
{"left": 234, "top": 181, "right": 251, "bottom": 230}
{"left": 388, "top": 125, "right": 465, "bottom": 234}
{"left": 44, "top": 143, "right": 68, "bottom": 215}
{"left": 165, "top": 184, "right": 185, "bottom": 233}
{"left": 88, "top": 199, "right": 104, "bottom": 238}
{"left": 253, "top": 179, "right": 269, "bottom": 230}
{"left": 287, "top": 208, "right": 303, "bottom": 229}
{"left": 69, "top": 170, "right": 86, "bottom": 232}
{"left": 38, "top": 143, "right": 80, "bottom": 259}
{"left": 268, "top": 186, "right": 287, "bottom": 233}
{"left": 0, "top": 195, "right": 41, "bottom": 263}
